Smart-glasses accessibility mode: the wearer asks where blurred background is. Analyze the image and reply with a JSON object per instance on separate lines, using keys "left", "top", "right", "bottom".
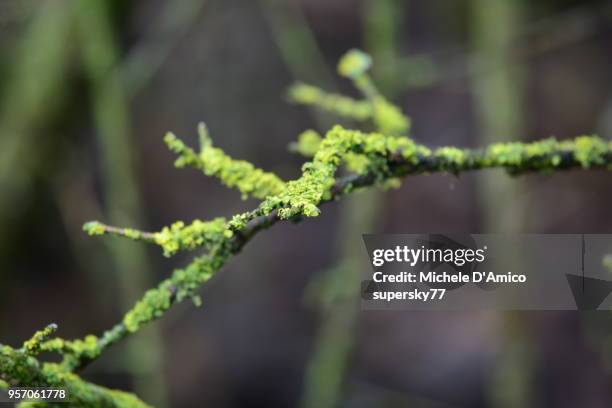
{"left": 1, "top": 0, "right": 612, "bottom": 406}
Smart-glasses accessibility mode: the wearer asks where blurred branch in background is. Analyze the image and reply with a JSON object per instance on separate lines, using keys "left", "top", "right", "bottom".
{"left": 300, "top": 192, "right": 383, "bottom": 408}
{"left": 0, "top": 2, "right": 74, "bottom": 278}
{"left": 472, "top": 0, "right": 525, "bottom": 233}
{"left": 258, "top": 0, "right": 337, "bottom": 129}
{"left": 363, "top": 0, "right": 400, "bottom": 93}
{"left": 75, "top": 1, "right": 167, "bottom": 406}
{"left": 300, "top": 2, "right": 407, "bottom": 405}
{"left": 388, "top": 2, "right": 612, "bottom": 93}
{"left": 120, "top": 0, "right": 208, "bottom": 98}
{"left": 364, "top": 0, "right": 439, "bottom": 95}
{"left": 471, "top": 0, "right": 533, "bottom": 407}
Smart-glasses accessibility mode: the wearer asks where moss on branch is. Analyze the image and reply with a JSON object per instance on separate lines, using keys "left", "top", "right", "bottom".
{"left": 84, "top": 217, "right": 232, "bottom": 257}
{"left": 2, "top": 49, "right": 611, "bottom": 406}
{"left": 22, "top": 324, "right": 58, "bottom": 357}
{"left": 290, "top": 49, "right": 409, "bottom": 136}
{"left": 288, "top": 83, "right": 373, "bottom": 121}
{"left": 164, "top": 122, "right": 286, "bottom": 200}
{"left": 1, "top": 336, "right": 150, "bottom": 407}
{"left": 75, "top": 127, "right": 611, "bottom": 370}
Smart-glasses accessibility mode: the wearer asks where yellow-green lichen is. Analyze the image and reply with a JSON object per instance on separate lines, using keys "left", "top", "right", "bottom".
{"left": 290, "top": 130, "right": 322, "bottom": 157}
{"left": 572, "top": 135, "right": 610, "bottom": 168}
{"left": 165, "top": 126, "right": 286, "bottom": 200}
{"left": 292, "top": 49, "right": 410, "bottom": 158}
{"left": 82, "top": 221, "right": 105, "bottom": 236}
{"left": 2, "top": 335, "right": 148, "bottom": 407}
{"left": 288, "top": 83, "right": 373, "bottom": 121}
{"left": 338, "top": 49, "right": 410, "bottom": 136}
{"left": 371, "top": 96, "right": 410, "bottom": 136}
{"left": 4, "top": 49, "right": 612, "bottom": 408}
{"left": 22, "top": 324, "right": 57, "bottom": 356}
{"left": 82, "top": 222, "right": 154, "bottom": 244}
{"left": 122, "top": 252, "right": 226, "bottom": 333}
{"left": 153, "top": 217, "right": 231, "bottom": 257}
{"left": 259, "top": 126, "right": 426, "bottom": 219}
{"left": 337, "top": 49, "right": 372, "bottom": 79}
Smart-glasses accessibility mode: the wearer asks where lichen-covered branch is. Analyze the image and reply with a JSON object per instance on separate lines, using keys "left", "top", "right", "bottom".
{"left": 84, "top": 217, "right": 231, "bottom": 257}
{"left": 288, "top": 83, "right": 373, "bottom": 121}
{"left": 2, "top": 49, "right": 611, "bottom": 406}
{"left": 1, "top": 338, "right": 149, "bottom": 407}
{"left": 164, "top": 122, "right": 286, "bottom": 200}
{"left": 63, "top": 126, "right": 612, "bottom": 371}
{"left": 290, "top": 49, "right": 410, "bottom": 136}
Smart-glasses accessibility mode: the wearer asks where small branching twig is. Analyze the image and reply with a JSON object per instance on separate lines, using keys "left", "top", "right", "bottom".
{"left": 68, "top": 126, "right": 612, "bottom": 372}
{"left": 164, "top": 122, "right": 286, "bottom": 200}
{"left": 1, "top": 49, "right": 611, "bottom": 407}
{"left": 1, "top": 325, "right": 150, "bottom": 407}
{"left": 21, "top": 324, "right": 58, "bottom": 357}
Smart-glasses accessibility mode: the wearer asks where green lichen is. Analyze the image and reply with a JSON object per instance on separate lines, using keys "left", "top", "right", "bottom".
{"left": 82, "top": 221, "right": 152, "bottom": 243}
{"left": 34, "top": 362, "right": 150, "bottom": 407}
{"left": 82, "top": 221, "right": 105, "bottom": 236}
{"left": 290, "top": 130, "right": 322, "bottom": 157}
{"left": 370, "top": 96, "right": 410, "bottom": 136}
{"left": 3, "top": 49, "right": 612, "bottom": 407}
{"left": 337, "top": 49, "right": 409, "bottom": 136}
{"left": 123, "top": 229, "right": 142, "bottom": 240}
{"left": 572, "top": 135, "right": 610, "bottom": 168}
{"left": 260, "top": 126, "right": 612, "bottom": 221}
{"left": 337, "top": 49, "right": 372, "bottom": 79}
{"left": 228, "top": 213, "right": 250, "bottom": 230}
{"left": 83, "top": 217, "right": 233, "bottom": 258}
{"left": 153, "top": 217, "right": 231, "bottom": 257}
{"left": 22, "top": 324, "right": 57, "bottom": 356}
{"left": 164, "top": 125, "right": 286, "bottom": 200}
{"left": 288, "top": 83, "right": 373, "bottom": 121}
{"left": 7, "top": 122, "right": 611, "bottom": 405}
{"left": 290, "top": 129, "right": 375, "bottom": 174}
{"left": 259, "top": 126, "right": 428, "bottom": 219}
{"left": 123, "top": 284, "right": 174, "bottom": 332}
{"left": 291, "top": 49, "right": 410, "bottom": 178}
{"left": 289, "top": 50, "right": 412, "bottom": 177}
{"left": 474, "top": 136, "right": 612, "bottom": 174}
{"left": 2, "top": 334, "right": 148, "bottom": 407}
{"left": 122, "top": 252, "right": 226, "bottom": 333}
